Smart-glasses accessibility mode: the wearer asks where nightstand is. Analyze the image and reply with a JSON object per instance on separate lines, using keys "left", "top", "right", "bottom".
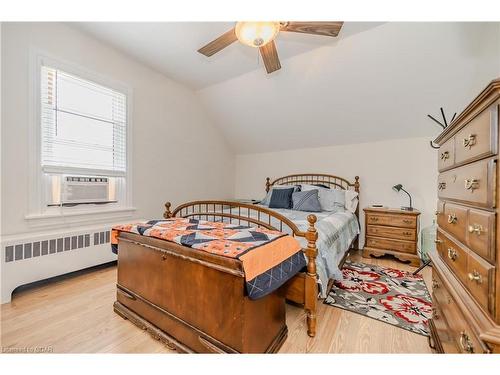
{"left": 363, "top": 207, "right": 421, "bottom": 267}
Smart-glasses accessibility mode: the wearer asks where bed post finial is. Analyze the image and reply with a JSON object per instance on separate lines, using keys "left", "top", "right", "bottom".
{"left": 164, "top": 202, "right": 172, "bottom": 219}
{"left": 265, "top": 177, "right": 271, "bottom": 193}
{"left": 305, "top": 214, "right": 318, "bottom": 337}
{"left": 354, "top": 176, "right": 360, "bottom": 193}
{"left": 305, "top": 214, "right": 318, "bottom": 281}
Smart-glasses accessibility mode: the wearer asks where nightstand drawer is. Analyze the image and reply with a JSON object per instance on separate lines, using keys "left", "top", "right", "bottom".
{"left": 365, "top": 213, "right": 417, "bottom": 229}
{"left": 366, "top": 225, "right": 416, "bottom": 241}
{"left": 365, "top": 237, "right": 416, "bottom": 254}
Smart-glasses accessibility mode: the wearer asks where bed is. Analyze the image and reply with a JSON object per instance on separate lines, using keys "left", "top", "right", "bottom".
{"left": 163, "top": 173, "right": 361, "bottom": 337}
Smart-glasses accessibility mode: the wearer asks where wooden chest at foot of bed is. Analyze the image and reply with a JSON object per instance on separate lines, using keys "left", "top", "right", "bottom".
{"left": 114, "top": 232, "right": 287, "bottom": 353}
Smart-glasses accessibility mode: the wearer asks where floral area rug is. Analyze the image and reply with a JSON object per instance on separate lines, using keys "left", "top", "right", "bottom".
{"left": 324, "top": 261, "right": 432, "bottom": 336}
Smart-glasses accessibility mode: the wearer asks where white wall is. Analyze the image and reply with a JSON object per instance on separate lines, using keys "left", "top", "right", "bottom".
{"left": 234, "top": 137, "right": 437, "bottom": 248}
{"left": 198, "top": 22, "right": 500, "bottom": 154}
{"left": 1, "top": 22, "right": 235, "bottom": 237}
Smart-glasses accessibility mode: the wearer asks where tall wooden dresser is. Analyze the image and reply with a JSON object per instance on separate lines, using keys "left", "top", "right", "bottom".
{"left": 430, "top": 78, "right": 500, "bottom": 353}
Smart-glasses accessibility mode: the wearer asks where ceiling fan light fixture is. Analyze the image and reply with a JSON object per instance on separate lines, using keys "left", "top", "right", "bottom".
{"left": 235, "top": 21, "right": 280, "bottom": 48}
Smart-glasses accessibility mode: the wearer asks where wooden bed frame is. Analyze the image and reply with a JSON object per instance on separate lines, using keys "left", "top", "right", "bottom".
{"left": 163, "top": 173, "right": 360, "bottom": 337}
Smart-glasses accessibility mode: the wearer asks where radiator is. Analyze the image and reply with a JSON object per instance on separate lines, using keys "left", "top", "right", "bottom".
{"left": 1, "top": 226, "right": 117, "bottom": 303}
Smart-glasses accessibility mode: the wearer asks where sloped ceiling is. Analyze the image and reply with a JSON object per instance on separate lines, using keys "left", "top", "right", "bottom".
{"left": 197, "top": 22, "right": 500, "bottom": 153}
{"left": 73, "top": 22, "right": 500, "bottom": 154}
{"left": 73, "top": 22, "right": 383, "bottom": 89}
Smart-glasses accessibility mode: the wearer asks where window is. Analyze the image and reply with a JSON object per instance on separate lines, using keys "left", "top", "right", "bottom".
{"left": 27, "top": 53, "right": 134, "bottom": 224}
{"left": 41, "top": 66, "right": 127, "bottom": 175}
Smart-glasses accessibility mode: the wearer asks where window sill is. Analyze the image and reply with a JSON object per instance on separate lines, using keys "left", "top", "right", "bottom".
{"left": 25, "top": 206, "right": 137, "bottom": 229}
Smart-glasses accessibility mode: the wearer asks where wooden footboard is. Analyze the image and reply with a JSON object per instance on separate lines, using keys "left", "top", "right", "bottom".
{"left": 164, "top": 200, "right": 320, "bottom": 337}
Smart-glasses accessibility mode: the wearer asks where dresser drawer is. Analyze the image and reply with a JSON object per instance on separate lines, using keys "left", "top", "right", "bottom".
{"left": 466, "top": 251, "right": 496, "bottom": 315}
{"left": 437, "top": 230, "right": 468, "bottom": 285}
{"left": 366, "top": 225, "right": 416, "bottom": 241}
{"left": 437, "top": 158, "right": 496, "bottom": 209}
{"left": 438, "top": 137, "right": 455, "bottom": 172}
{"left": 365, "top": 213, "right": 416, "bottom": 229}
{"left": 431, "top": 271, "right": 460, "bottom": 353}
{"left": 432, "top": 268, "right": 487, "bottom": 353}
{"left": 437, "top": 203, "right": 496, "bottom": 263}
{"left": 437, "top": 203, "right": 468, "bottom": 245}
{"left": 454, "top": 104, "right": 498, "bottom": 166}
{"left": 467, "top": 208, "right": 496, "bottom": 263}
{"left": 365, "top": 237, "right": 416, "bottom": 254}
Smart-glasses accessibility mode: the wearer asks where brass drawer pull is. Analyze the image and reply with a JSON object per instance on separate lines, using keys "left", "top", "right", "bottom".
{"left": 447, "top": 214, "right": 458, "bottom": 224}
{"left": 468, "top": 224, "right": 483, "bottom": 236}
{"left": 434, "top": 239, "right": 443, "bottom": 244}
{"left": 468, "top": 270, "right": 482, "bottom": 284}
{"left": 369, "top": 217, "right": 379, "bottom": 222}
{"left": 459, "top": 331, "right": 474, "bottom": 353}
{"left": 402, "top": 219, "right": 413, "bottom": 224}
{"left": 463, "top": 134, "right": 476, "bottom": 149}
{"left": 432, "top": 278, "right": 439, "bottom": 289}
{"left": 438, "top": 182, "right": 447, "bottom": 190}
{"left": 403, "top": 231, "right": 412, "bottom": 236}
{"left": 447, "top": 248, "right": 457, "bottom": 261}
{"left": 435, "top": 210, "right": 442, "bottom": 215}
{"left": 464, "top": 178, "right": 479, "bottom": 191}
{"left": 440, "top": 151, "right": 450, "bottom": 160}
{"left": 161, "top": 254, "right": 167, "bottom": 261}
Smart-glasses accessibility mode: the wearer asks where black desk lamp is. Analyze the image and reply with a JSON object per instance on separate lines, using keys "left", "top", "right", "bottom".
{"left": 392, "top": 184, "right": 413, "bottom": 211}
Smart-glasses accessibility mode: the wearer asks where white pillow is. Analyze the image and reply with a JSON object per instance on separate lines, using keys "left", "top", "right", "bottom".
{"left": 301, "top": 184, "right": 345, "bottom": 211}
{"left": 345, "top": 190, "right": 359, "bottom": 213}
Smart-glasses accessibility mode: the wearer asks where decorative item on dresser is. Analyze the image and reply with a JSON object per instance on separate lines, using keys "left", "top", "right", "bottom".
{"left": 363, "top": 207, "right": 421, "bottom": 267}
{"left": 429, "top": 78, "right": 500, "bottom": 354}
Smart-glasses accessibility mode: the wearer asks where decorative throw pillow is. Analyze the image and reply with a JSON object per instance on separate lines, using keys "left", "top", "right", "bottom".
{"left": 261, "top": 185, "right": 300, "bottom": 206}
{"left": 292, "top": 190, "right": 322, "bottom": 212}
{"left": 269, "top": 187, "right": 294, "bottom": 209}
{"left": 301, "top": 184, "right": 345, "bottom": 211}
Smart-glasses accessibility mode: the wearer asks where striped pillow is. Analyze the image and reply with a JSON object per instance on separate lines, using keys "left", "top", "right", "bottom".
{"left": 292, "top": 190, "right": 322, "bottom": 212}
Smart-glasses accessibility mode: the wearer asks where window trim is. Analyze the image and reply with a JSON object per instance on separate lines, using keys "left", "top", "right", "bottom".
{"left": 27, "top": 49, "right": 134, "bottom": 226}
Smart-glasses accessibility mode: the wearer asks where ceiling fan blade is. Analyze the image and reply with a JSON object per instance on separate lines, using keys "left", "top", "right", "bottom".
{"left": 197, "top": 28, "right": 238, "bottom": 57}
{"left": 259, "top": 41, "right": 281, "bottom": 74}
{"left": 282, "top": 22, "right": 344, "bottom": 37}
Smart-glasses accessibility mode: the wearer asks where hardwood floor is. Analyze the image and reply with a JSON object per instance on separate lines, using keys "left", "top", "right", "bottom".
{"left": 0, "top": 251, "right": 432, "bottom": 353}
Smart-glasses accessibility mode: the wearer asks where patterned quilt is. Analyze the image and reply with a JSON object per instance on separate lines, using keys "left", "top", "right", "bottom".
{"left": 111, "top": 218, "right": 306, "bottom": 300}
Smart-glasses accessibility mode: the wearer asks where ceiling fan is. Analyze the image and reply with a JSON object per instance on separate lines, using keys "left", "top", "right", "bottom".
{"left": 197, "top": 21, "right": 344, "bottom": 74}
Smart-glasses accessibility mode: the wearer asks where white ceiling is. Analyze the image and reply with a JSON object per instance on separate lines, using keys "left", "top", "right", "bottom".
{"left": 72, "top": 22, "right": 384, "bottom": 89}
{"left": 72, "top": 22, "right": 500, "bottom": 154}
{"left": 197, "top": 22, "right": 500, "bottom": 153}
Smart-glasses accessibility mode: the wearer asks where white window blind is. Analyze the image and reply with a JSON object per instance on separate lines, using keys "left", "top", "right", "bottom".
{"left": 41, "top": 66, "right": 127, "bottom": 175}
